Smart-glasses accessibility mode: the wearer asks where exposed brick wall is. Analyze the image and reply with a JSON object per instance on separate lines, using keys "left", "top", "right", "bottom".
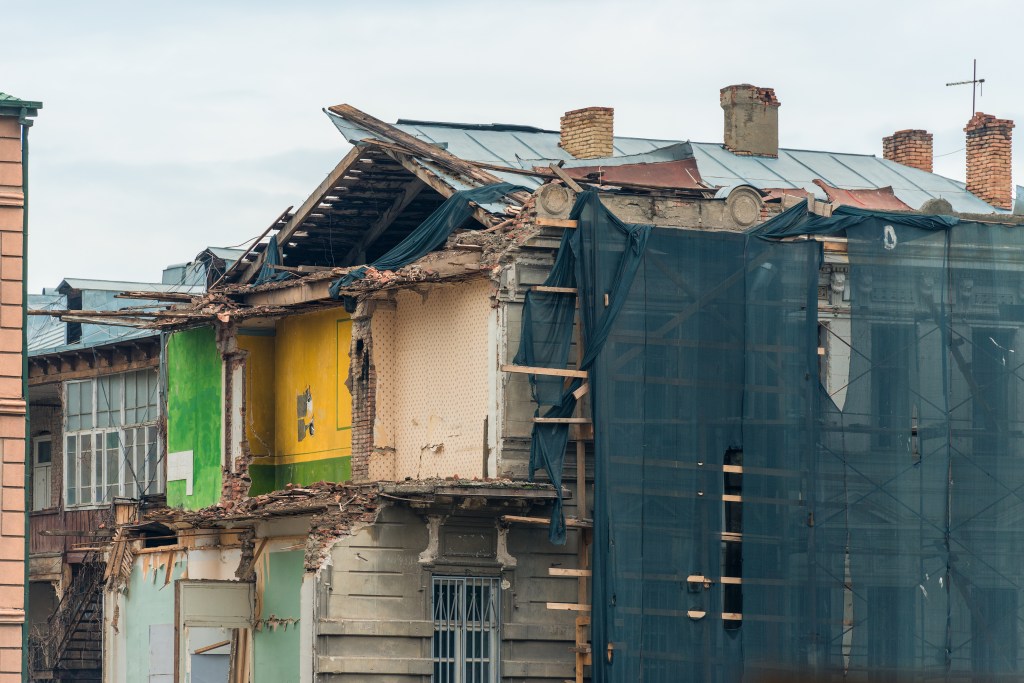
{"left": 882, "top": 129, "right": 933, "bottom": 173}
{"left": 0, "top": 113, "right": 25, "bottom": 682}
{"left": 348, "top": 313, "right": 375, "bottom": 482}
{"left": 965, "top": 112, "right": 1015, "bottom": 210}
{"left": 559, "top": 107, "right": 614, "bottom": 160}
{"left": 220, "top": 345, "right": 252, "bottom": 504}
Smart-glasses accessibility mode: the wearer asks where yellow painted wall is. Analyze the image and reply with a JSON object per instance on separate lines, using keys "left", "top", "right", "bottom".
{"left": 273, "top": 308, "right": 353, "bottom": 464}
{"left": 238, "top": 333, "right": 276, "bottom": 458}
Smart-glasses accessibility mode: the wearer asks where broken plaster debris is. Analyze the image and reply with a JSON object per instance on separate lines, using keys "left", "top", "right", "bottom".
{"left": 125, "top": 477, "right": 555, "bottom": 572}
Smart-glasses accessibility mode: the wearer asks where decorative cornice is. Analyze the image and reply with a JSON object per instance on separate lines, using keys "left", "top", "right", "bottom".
{"left": 0, "top": 192, "right": 24, "bottom": 208}
{"left": 0, "top": 398, "right": 26, "bottom": 416}
{"left": 0, "top": 608, "right": 25, "bottom": 624}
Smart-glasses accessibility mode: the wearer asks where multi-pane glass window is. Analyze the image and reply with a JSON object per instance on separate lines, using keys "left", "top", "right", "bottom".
{"left": 64, "top": 369, "right": 162, "bottom": 507}
{"left": 432, "top": 576, "right": 500, "bottom": 683}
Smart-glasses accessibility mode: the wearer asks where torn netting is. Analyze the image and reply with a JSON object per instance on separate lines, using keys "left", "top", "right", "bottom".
{"left": 253, "top": 235, "right": 295, "bottom": 285}
{"left": 328, "top": 182, "right": 525, "bottom": 298}
{"left": 514, "top": 191, "right": 651, "bottom": 543}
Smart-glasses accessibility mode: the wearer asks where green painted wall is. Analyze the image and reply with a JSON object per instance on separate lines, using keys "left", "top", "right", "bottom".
{"left": 254, "top": 550, "right": 303, "bottom": 683}
{"left": 249, "top": 455, "right": 352, "bottom": 495}
{"left": 125, "top": 558, "right": 185, "bottom": 683}
{"left": 167, "top": 327, "right": 223, "bottom": 509}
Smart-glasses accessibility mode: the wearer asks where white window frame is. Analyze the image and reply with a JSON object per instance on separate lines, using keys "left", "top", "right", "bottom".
{"left": 63, "top": 371, "right": 163, "bottom": 509}
{"left": 31, "top": 435, "right": 52, "bottom": 511}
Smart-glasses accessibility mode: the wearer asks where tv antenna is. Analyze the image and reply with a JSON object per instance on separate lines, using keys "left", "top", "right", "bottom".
{"left": 946, "top": 59, "right": 985, "bottom": 116}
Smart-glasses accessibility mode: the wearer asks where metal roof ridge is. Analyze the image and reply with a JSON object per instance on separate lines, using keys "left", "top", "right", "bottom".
{"left": 690, "top": 141, "right": 880, "bottom": 158}
{"left": 396, "top": 118, "right": 558, "bottom": 134}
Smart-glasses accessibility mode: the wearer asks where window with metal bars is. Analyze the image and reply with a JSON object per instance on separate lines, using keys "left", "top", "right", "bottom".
{"left": 431, "top": 576, "right": 500, "bottom": 683}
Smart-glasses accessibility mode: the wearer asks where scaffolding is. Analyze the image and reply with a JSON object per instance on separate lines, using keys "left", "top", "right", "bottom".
{"left": 515, "top": 193, "right": 1024, "bottom": 681}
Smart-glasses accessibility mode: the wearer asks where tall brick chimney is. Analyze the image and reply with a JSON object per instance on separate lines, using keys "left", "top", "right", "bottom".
{"left": 559, "top": 107, "right": 614, "bottom": 159}
{"left": 882, "top": 129, "right": 933, "bottom": 173}
{"left": 721, "top": 84, "right": 780, "bottom": 157}
{"left": 965, "top": 112, "right": 1015, "bottom": 210}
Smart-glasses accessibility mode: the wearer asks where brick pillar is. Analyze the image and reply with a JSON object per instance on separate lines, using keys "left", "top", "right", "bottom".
{"left": 965, "top": 112, "right": 1015, "bottom": 210}
{"left": 559, "top": 107, "right": 614, "bottom": 159}
{"left": 348, "top": 308, "right": 375, "bottom": 482}
{"left": 882, "top": 129, "right": 933, "bottom": 173}
{"left": 0, "top": 100, "right": 33, "bottom": 682}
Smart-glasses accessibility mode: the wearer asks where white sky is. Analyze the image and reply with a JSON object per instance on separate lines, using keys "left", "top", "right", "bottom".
{"left": 3, "top": 0, "right": 1021, "bottom": 291}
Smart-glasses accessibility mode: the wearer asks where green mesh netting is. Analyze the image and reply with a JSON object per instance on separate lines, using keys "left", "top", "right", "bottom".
{"left": 516, "top": 192, "right": 1024, "bottom": 680}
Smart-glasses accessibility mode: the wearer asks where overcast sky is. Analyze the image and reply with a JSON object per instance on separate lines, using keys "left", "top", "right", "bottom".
{"left": 4, "top": 0, "right": 1021, "bottom": 291}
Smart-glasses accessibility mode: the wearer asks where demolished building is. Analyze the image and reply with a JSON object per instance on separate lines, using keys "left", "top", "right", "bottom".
{"left": 26, "top": 84, "right": 1024, "bottom": 682}
{"left": 26, "top": 262, "right": 227, "bottom": 681}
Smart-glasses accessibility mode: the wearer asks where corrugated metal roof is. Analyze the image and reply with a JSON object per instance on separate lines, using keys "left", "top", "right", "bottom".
{"left": 689, "top": 143, "right": 998, "bottom": 214}
{"left": 29, "top": 328, "right": 158, "bottom": 358}
{"left": 27, "top": 294, "right": 66, "bottom": 354}
{"left": 29, "top": 279, "right": 199, "bottom": 357}
{"left": 328, "top": 113, "right": 1003, "bottom": 214}
{"left": 206, "top": 247, "right": 246, "bottom": 260}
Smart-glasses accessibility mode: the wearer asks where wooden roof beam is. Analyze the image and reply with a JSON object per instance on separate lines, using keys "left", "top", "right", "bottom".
{"left": 328, "top": 104, "right": 507, "bottom": 189}
{"left": 383, "top": 150, "right": 498, "bottom": 229}
{"left": 342, "top": 178, "right": 425, "bottom": 265}
{"left": 235, "top": 144, "right": 369, "bottom": 284}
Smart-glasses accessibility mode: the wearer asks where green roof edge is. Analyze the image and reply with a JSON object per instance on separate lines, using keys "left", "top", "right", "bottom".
{"left": 0, "top": 93, "right": 42, "bottom": 124}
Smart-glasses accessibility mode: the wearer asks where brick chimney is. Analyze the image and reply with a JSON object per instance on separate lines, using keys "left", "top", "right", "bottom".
{"left": 882, "top": 129, "right": 933, "bottom": 173}
{"left": 721, "top": 84, "right": 780, "bottom": 157}
{"left": 559, "top": 107, "right": 614, "bottom": 159}
{"left": 965, "top": 112, "right": 1015, "bottom": 210}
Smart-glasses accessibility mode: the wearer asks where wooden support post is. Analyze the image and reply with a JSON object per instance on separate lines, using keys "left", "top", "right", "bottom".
{"left": 501, "top": 364, "right": 588, "bottom": 379}
{"left": 574, "top": 293, "right": 589, "bottom": 683}
{"left": 534, "top": 217, "right": 579, "bottom": 229}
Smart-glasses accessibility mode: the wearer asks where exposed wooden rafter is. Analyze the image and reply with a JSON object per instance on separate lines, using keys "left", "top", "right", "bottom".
{"left": 341, "top": 178, "right": 425, "bottom": 265}
{"left": 327, "top": 104, "right": 516, "bottom": 191}
{"left": 234, "top": 144, "right": 368, "bottom": 284}
{"left": 381, "top": 149, "right": 498, "bottom": 229}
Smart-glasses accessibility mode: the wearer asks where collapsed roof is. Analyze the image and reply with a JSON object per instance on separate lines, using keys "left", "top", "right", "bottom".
{"left": 220, "top": 103, "right": 1006, "bottom": 288}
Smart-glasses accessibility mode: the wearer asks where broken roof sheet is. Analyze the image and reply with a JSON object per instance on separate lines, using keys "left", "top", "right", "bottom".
{"left": 327, "top": 111, "right": 1002, "bottom": 214}
{"left": 27, "top": 293, "right": 66, "bottom": 353}
{"left": 202, "top": 246, "right": 247, "bottom": 261}
{"left": 57, "top": 278, "right": 205, "bottom": 295}
{"left": 812, "top": 180, "right": 912, "bottom": 211}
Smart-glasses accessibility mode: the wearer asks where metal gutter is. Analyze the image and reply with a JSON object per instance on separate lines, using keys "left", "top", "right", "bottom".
{"left": 20, "top": 113, "right": 31, "bottom": 683}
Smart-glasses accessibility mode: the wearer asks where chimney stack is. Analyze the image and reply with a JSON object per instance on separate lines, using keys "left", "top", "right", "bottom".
{"left": 965, "top": 112, "right": 1015, "bottom": 210}
{"left": 882, "top": 129, "right": 933, "bottom": 173}
{"left": 721, "top": 84, "right": 780, "bottom": 157}
{"left": 560, "top": 107, "right": 614, "bottom": 159}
